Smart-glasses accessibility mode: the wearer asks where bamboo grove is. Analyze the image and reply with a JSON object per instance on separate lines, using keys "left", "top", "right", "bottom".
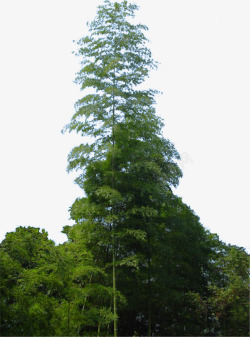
{"left": 0, "top": 1, "right": 249, "bottom": 336}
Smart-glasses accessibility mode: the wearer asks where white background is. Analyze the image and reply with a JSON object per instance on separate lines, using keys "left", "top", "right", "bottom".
{"left": 0, "top": 0, "right": 249, "bottom": 251}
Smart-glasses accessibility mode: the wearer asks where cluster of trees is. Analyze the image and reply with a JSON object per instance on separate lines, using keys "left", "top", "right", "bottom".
{"left": 0, "top": 226, "right": 248, "bottom": 335}
{"left": 0, "top": 1, "right": 248, "bottom": 336}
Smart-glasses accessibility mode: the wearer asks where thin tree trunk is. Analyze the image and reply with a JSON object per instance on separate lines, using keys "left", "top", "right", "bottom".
{"left": 77, "top": 294, "right": 86, "bottom": 335}
{"left": 97, "top": 298, "right": 104, "bottom": 337}
{"left": 113, "top": 227, "right": 118, "bottom": 337}
{"left": 148, "top": 236, "right": 151, "bottom": 337}
{"left": 97, "top": 319, "right": 101, "bottom": 337}
{"left": 77, "top": 266, "right": 96, "bottom": 335}
{"left": 112, "top": 68, "right": 118, "bottom": 337}
{"left": 106, "top": 302, "right": 112, "bottom": 337}
{"left": 67, "top": 300, "right": 70, "bottom": 336}
{"left": 106, "top": 320, "right": 110, "bottom": 337}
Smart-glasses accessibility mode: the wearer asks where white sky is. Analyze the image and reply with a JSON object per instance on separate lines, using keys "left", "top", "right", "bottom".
{"left": 0, "top": 0, "right": 249, "bottom": 251}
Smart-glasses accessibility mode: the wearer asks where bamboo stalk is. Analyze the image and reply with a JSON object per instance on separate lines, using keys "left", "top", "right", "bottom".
{"left": 112, "top": 65, "right": 118, "bottom": 337}
{"left": 148, "top": 236, "right": 151, "bottom": 337}
{"left": 113, "top": 226, "right": 118, "bottom": 337}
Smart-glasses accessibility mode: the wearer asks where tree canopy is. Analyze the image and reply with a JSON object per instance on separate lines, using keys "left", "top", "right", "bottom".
{"left": 0, "top": 1, "right": 248, "bottom": 336}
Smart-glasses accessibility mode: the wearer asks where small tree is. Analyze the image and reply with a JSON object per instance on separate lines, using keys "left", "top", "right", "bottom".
{"left": 63, "top": 1, "right": 182, "bottom": 335}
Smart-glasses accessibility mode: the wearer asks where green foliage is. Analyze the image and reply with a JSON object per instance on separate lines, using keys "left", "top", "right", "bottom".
{"left": 61, "top": 0, "right": 249, "bottom": 336}
{"left": 1, "top": 225, "right": 248, "bottom": 336}
{"left": 0, "top": 227, "right": 58, "bottom": 335}
{"left": 185, "top": 235, "right": 249, "bottom": 336}
{"left": 63, "top": 2, "right": 183, "bottom": 335}
{"left": 1, "top": 1, "right": 248, "bottom": 336}
{"left": 0, "top": 226, "right": 115, "bottom": 336}
{"left": 206, "top": 239, "right": 249, "bottom": 335}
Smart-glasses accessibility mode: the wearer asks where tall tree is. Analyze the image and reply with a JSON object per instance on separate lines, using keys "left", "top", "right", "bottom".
{"left": 63, "top": 0, "right": 182, "bottom": 335}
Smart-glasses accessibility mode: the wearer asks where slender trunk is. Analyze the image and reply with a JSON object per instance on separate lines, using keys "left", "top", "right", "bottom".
{"left": 97, "top": 298, "right": 104, "bottom": 337}
{"left": 148, "top": 236, "right": 151, "bottom": 337}
{"left": 113, "top": 228, "right": 118, "bottom": 337}
{"left": 77, "top": 294, "right": 86, "bottom": 335}
{"left": 77, "top": 266, "right": 95, "bottom": 334}
{"left": 112, "top": 107, "right": 118, "bottom": 337}
{"left": 112, "top": 67, "right": 118, "bottom": 337}
{"left": 67, "top": 300, "right": 70, "bottom": 336}
{"left": 106, "top": 319, "right": 110, "bottom": 337}
{"left": 97, "top": 319, "right": 101, "bottom": 337}
{"left": 106, "top": 302, "right": 112, "bottom": 337}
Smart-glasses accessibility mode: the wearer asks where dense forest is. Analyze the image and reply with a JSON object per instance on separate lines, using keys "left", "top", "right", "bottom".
{"left": 0, "top": 1, "right": 249, "bottom": 336}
